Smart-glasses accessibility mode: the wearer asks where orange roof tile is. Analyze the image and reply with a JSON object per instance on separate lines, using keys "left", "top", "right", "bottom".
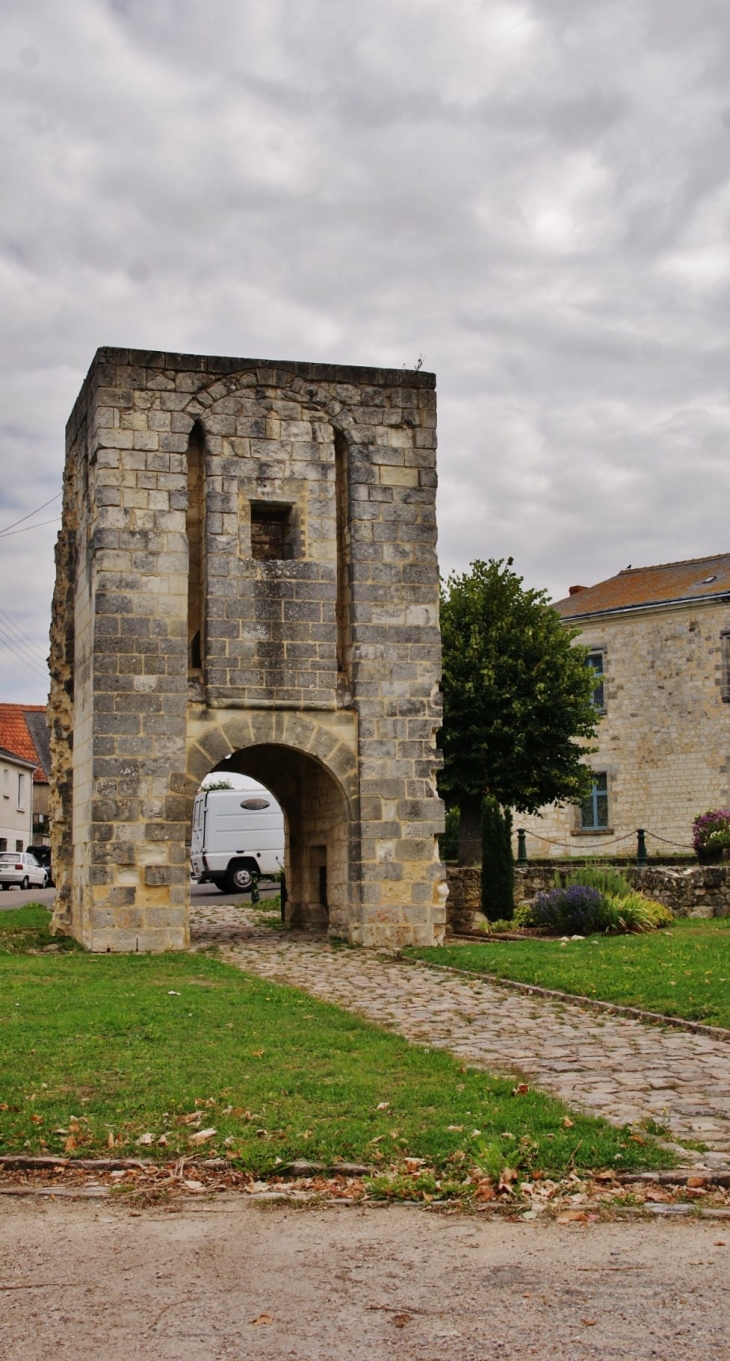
{"left": 0, "top": 704, "right": 49, "bottom": 783}
{"left": 555, "top": 553, "right": 730, "bottom": 620}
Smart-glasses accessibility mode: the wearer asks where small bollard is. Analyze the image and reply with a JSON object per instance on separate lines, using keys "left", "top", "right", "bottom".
{"left": 517, "top": 828, "right": 528, "bottom": 867}
{"left": 636, "top": 828, "right": 648, "bottom": 867}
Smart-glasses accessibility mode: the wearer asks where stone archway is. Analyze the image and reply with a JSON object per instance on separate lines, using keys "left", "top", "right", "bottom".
{"left": 187, "top": 708, "right": 359, "bottom": 936}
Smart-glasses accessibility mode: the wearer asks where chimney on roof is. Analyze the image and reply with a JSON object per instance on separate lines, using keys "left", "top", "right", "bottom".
{"left": 568, "top": 585, "right": 587, "bottom": 596}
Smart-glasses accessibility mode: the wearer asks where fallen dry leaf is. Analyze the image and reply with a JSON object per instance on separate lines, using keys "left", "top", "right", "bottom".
{"left": 556, "top": 1210, "right": 588, "bottom": 1224}
{"left": 392, "top": 1313, "right": 411, "bottom": 1329}
{"left": 30, "top": 1114, "right": 43, "bottom": 1125}
{"left": 562, "top": 1117, "right": 574, "bottom": 1128}
{"left": 251, "top": 1313, "right": 273, "bottom": 1327}
{"left": 189, "top": 1127, "right": 217, "bottom": 1145}
{"left": 137, "top": 1133, "right": 155, "bottom": 1146}
{"left": 447, "top": 1124, "right": 463, "bottom": 1132}
{"left": 513, "top": 1084, "right": 529, "bottom": 1096}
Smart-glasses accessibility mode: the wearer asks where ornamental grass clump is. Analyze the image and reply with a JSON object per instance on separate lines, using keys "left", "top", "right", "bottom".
{"left": 564, "top": 865, "right": 633, "bottom": 899}
{"left": 603, "top": 892, "right": 673, "bottom": 934}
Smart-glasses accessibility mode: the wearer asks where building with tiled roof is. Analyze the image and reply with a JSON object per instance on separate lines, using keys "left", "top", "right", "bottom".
{"left": 518, "top": 555, "right": 730, "bottom": 861}
{"left": 0, "top": 704, "right": 51, "bottom": 843}
{"left": 0, "top": 745, "right": 36, "bottom": 854}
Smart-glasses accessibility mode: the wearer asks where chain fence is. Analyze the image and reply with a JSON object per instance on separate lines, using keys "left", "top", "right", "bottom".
{"left": 519, "top": 827, "right": 695, "bottom": 855}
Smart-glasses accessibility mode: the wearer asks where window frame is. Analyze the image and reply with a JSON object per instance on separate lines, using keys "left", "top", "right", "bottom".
{"left": 586, "top": 649, "right": 606, "bottom": 713}
{"left": 579, "top": 772, "right": 610, "bottom": 832}
{"left": 721, "top": 630, "right": 730, "bottom": 703}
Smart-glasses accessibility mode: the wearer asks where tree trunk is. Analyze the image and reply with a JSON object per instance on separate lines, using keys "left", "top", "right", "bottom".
{"left": 458, "top": 795, "right": 482, "bottom": 866}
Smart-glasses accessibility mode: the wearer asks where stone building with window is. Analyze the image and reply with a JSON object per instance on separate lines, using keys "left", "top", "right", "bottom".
{"left": 518, "top": 554, "right": 730, "bottom": 858}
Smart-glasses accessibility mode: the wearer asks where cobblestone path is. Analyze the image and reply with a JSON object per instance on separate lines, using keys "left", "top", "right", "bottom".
{"left": 190, "top": 904, "right": 730, "bottom": 1164}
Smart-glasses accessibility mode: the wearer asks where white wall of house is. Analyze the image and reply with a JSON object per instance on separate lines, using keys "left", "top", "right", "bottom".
{"left": 0, "top": 755, "right": 34, "bottom": 853}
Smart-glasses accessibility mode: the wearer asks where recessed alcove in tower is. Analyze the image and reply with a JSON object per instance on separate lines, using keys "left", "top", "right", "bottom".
{"left": 186, "top": 420, "right": 206, "bottom": 673}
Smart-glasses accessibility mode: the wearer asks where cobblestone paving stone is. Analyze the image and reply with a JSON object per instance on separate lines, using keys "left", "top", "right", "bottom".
{"left": 190, "top": 903, "right": 730, "bottom": 1164}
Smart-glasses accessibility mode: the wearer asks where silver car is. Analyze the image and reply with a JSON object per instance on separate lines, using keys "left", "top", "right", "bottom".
{"left": 0, "top": 852, "right": 48, "bottom": 890}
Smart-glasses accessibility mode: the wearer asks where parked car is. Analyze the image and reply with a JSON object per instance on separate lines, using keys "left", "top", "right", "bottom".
{"left": 27, "top": 844, "right": 54, "bottom": 887}
{"left": 0, "top": 852, "right": 48, "bottom": 890}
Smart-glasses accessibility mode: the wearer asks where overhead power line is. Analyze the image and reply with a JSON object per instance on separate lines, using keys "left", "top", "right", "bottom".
{"left": 0, "top": 625, "right": 49, "bottom": 685}
{"left": 0, "top": 492, "right": 61, "bottom": 538}
{"left": 0, "top": 607, "right": 47, "bottom": 661}
{"left": 0, "top": 516, "right": 60, "bottom": 539}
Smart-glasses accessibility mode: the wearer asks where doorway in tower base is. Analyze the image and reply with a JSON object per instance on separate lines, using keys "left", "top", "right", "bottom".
{"left": 206, "top": 742, "right": 352, "bottom": 933}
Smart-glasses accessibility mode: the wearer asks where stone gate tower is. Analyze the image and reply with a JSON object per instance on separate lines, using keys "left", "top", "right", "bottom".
{"left": 49, "top": 348, "right": 446, "bottom": 951}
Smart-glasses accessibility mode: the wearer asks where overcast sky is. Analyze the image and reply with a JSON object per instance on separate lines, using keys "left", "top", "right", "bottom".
{"left": 2, "top": 0, "right": 730, "bottom": 702}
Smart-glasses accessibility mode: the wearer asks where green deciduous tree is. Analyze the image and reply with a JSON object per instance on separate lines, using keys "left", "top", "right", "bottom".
{"left": 439, "top": 559, "right": 598, "bottom": 864}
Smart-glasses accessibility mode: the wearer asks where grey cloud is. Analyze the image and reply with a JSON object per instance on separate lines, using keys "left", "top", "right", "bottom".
{"left": 2, "top": 0, "right": 730, "bottom": 699}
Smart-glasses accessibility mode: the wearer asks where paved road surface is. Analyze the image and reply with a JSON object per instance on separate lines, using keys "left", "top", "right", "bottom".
{"left": 0, "top": 1198, "right": 728, "bottom": 1360}
{"left": 0, "top": 882, "right": 278, "bottom": 911}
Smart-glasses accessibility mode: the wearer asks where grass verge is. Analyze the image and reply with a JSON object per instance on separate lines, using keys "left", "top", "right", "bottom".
{"left": 0, "top": 904, "right": 83, "bottom": 955}
{"left": 0, "top": 908, "right": 670, "bottom": 1179}
{"left": 410, "top": 917, "right": 730, "bottom": 1028}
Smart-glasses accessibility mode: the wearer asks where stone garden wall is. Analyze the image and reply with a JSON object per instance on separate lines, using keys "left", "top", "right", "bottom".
{"left": 445, "top": 862, "right": 730, "bottom": 932}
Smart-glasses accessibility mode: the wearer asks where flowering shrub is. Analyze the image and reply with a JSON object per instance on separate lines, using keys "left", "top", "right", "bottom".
{"left": 529, "top": 885, "right": 605, "bottom": 935}
{"left": 692, "top": 810, "right": 730, "bottom": 855}
{"left": 523, "top": 885, "right": 673, "bottom": 935}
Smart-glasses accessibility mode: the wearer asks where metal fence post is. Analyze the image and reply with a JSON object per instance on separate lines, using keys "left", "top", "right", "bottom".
{"left": 637, "top": 828, "right": 648, "bottom": 867}
{"left": 517, "top": 828, "right": 528, "bottom": 867}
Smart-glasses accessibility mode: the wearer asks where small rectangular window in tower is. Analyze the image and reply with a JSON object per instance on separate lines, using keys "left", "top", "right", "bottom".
{"left": 250, "top": 504, "right": 293, "bottom": 560}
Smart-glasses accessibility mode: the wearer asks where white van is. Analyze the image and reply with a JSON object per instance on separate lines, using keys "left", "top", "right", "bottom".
{"left": 190, "top": 778, "right": 285, "bottom": 893}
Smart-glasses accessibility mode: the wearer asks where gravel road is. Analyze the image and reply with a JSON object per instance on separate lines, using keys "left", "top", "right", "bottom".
{"left": 0, "top": 1197, "right": 728, "bottom": 1359}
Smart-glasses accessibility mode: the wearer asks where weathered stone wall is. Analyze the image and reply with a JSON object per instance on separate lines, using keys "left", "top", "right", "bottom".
{"left": 50, "top": 349, "right": 446, "bottom": 951}
{"left": 517, "top": 598, "right": 730, "bottom": 859}
{"left": 445, "top": 862, "right": 730, "bottom": 929}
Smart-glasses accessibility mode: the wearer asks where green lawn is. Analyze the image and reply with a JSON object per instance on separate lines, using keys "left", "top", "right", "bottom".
{"left": 0, "top": 907, "right": 670, "bottom": 1178}
{"left": 411, "top": 917, "right": 730, "bottom": 1028}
